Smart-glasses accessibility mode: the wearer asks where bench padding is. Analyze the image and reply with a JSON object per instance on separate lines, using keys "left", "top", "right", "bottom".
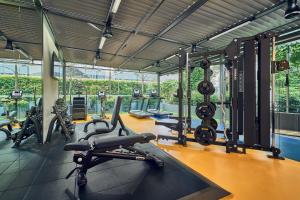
{"left": 64, "top": 140, "right": 90, "bottom": 151}
{"left": 0, "top": 119, "right": 11, "bottom": 127}
{"left": 64, "top": 133, "right": 156, "bottom": 151}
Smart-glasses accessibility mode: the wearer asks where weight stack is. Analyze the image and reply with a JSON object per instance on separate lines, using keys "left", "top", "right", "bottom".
{"left": 194, "top": 59, "right": 218, "bottom": 145}
{"left": 72, "top": 97, "right": 87, "bottom": 120}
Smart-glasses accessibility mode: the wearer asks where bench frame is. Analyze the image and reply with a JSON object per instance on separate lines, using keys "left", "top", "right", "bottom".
{"left": 0, "top": 121, "right": 13, "bottom": 140}
{"left": 82, "top": 96, "right": 130, "bottom": 140}
{"left": 66, "top": 144, "right": 164, "bottom": 187}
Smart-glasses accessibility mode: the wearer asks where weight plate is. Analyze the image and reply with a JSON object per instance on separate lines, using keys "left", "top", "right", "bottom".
{"left": 197, "top": 81, "right": 215, "bottom": 95}
{"left": 201, "top": 118, "right": 218, "bottom": 130}
{"left": 224, "top": 59, "right": 233, "bottom": 70}
{"left": 200, "top": 59, "right": 211, "bottom": 69}
{"left": 210, "top": 118, "right": 218, "bottom": 130}
{"left": 195, "top": 102, "right": 216, "bottom": 120}
{"left": 211, "top": 102, "right": 217, "bottom": 111}
{"left": 194, "top": 124, "right": 217, "bottom": 146}
{"left": 208, "top": 69, "right": 213, "bottom": 77}
{"left": 276, "top": 60, "right": 289, "bottom": 71}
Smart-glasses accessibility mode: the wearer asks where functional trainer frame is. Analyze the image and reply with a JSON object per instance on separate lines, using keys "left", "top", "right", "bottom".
{"left": 157, "top": 31, "right": 283, "bottom": 158}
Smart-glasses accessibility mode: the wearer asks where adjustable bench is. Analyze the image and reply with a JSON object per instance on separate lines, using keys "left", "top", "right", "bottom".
{"left": 64, "top": 133, "right": 164, "bottom": 187}
{"left": 82, "top": 96, "right": 130, "bottom": 140}
{"left": 0, "top": 119, "right": 13, "bottom": 140}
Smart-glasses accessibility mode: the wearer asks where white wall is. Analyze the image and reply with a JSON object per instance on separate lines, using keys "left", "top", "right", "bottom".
{"left": 42, "top": 15, "right": 59, "bottom": 142}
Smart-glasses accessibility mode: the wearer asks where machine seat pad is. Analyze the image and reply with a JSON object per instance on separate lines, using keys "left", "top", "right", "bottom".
{"left": 0, "top": 120, "right": 11, "bottom": 127}
{"left": 64, "top": 140, "right": 90, "bottom": 151}
{"left": 93, "top": 133, "right": 155, "bottom": 150}
{"left": 64, "top": 133, "right": 155, "bottom": 152}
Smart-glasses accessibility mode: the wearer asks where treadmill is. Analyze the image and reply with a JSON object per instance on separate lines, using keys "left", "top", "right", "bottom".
{"left": 128, "top": 89, "right": 153, "bottom": 118}
{"left": 146, "top": 90, "right": 172, "bottom": 118}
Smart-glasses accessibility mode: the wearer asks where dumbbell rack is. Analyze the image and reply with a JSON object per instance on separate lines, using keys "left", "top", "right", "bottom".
{"left": 194, "top": 59, "right": 219, "bottom": 145}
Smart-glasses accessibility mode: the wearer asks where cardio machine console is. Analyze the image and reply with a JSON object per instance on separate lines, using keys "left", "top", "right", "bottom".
{"left": 98, "top": 91, "right": 106, "bottom": 99}
{"left": 132, "top": 89, "right": 142, "bottom": 98}
{"left": 11, "top": 90, "right": 23, "bottom": 99}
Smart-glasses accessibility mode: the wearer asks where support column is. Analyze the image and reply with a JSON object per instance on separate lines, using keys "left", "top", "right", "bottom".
{"left": 177, "top": 49, "right": 187, "bottom": 144}
{"left": 42, "top": 14, "right": 61, "bottom": 142}
{"left": 62, "top": 61, "right": 66, "bottom": 101}
{"left": 141, "top": 72, "right": 144, "bottom": 94}
{"left": 157, "top": 72, "right": 160, "bottom": 96}
{"left": 109, "top": 69, "right": 112, "bottom": 94}
{"left": 257, "top": 35, "right": 271, "bottom": 148}
{"left": 286, "top": 45, "right": 290, "bottom": 113}
{"left": 243, "top": 40, "right": 256, "bottom": 146}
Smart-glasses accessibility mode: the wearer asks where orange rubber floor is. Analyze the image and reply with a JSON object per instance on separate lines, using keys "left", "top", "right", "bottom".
{"left": 117, "top": 114, "right": 300, "bottom": 200}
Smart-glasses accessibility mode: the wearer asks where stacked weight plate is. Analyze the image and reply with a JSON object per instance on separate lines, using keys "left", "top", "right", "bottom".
{"left": 194, "top": 59, "right": 218, "bottom": 145}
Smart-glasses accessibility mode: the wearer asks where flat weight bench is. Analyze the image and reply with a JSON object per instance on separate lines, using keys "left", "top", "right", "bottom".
{"left": 0, "top": 119, "right": 13, "bottom": 140}
{"left": 64, "top": 133, "right": 164, "bottom": 187}
{"left": 82, "top": 96, "right": 130, "bottom": 140}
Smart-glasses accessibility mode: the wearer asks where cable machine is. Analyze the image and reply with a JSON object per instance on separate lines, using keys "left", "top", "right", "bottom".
{"left": 157, "top": 31, "right": 286, "bottom": 158}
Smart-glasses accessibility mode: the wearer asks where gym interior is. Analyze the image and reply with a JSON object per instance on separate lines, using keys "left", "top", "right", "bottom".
{"left": 0, "top": 0, "right": 300, "bottom": 199}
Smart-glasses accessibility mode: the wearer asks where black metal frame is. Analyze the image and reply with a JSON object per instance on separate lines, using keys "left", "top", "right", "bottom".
{"left": 83, "top": 115, "right": 129, "bottom": 138}
{"left": 11, "top": 106, "right": 42, "bottom": 147}
{"left": 46, "top": 104, "right": 75, "bottom": 142}
{"left": 83, "top": 96, "right": 130, "bottom": 140}
{"left": 157, "top": 49, "right": 189, "bottom": 145}
{"left": 157, "top": 32, "right": 283, "bottom": 158}
{"left": 223, "top": 32, "right": 282, "bottom": 157}
{"left": 128, "top": 90, "right": 153, "bottom": 118}
{"left": 0, "top": 121, "right": 13, "bottom": 140}
{"left": 65, "top": 144, "right": 164, "bottom": 187}
{"left": 157, "top": 49, "right": 226, "bottom": 144}
{"left": 146, "top": 94, "right": 173, "bottom": 117}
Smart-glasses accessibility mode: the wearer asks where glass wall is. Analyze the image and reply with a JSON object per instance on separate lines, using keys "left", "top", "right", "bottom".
{"left": 0, "top": 60, "right": 158, "bottom": 119}
{"left": 159, "top": 65, "right": 228, "bottom": 125}
{"left": 275, "top": 40, "right": 300, "bottom": 113}
{"left": 64, "top": 65, "right": 157, "bottom": 115}
{"left": 1, "top": 40, "right": 298, "bottom": 123}
{"left": 0, "top": 60, "right": 42, "bottom": 120}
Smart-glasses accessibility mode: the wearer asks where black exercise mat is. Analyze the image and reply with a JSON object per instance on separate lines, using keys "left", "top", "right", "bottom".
{"left": 0, "top": 123, "right": 230, "bottom": 200}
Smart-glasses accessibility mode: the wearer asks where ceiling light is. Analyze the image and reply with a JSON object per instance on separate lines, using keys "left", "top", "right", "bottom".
{"left": 87, "top": 22, "right": 102, "bottom": 31}
{"left": 165, "top": 54, "right": 177, "bottom": 61}
{"left": 5, "top": 40, "right": 13, "bottom": 50}
{"left": 103, "top": 15, "right": 113, "bottom": 38}
{"left": 156, "top": 61, "right": 160, "bottom": 67}
{"left": 111, "top": 0, "right": 122, "bottom": 14}
{"left": 279, "top": 28, "right": 300, "bottom": 37}
{"left": 209, "top": 21, "right": 252, "bottom": 41}
{"left": 99, "top": 36, "right": 107, "bottom": 49}
{"left": 16, "top": 47, "right": 30, "bottom": 58}
{"left": 285, "top": 0, "right": 300, "bottom": 19}
{"left": 103, "top": 25, "right": 112, "bottom": 38}
{"left": 143, "top": 65, "right": 153, "bottom": 70}
{"left": 96, "top": 49, "right": 101, "bottom": 60}
{"left": 191, "top": 43, "right": 197, "bottom": 53}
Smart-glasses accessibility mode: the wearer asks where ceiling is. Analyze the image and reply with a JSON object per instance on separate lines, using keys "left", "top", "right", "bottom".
{"left": 0, "top": 0, "right": 299, "bottom": 73}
